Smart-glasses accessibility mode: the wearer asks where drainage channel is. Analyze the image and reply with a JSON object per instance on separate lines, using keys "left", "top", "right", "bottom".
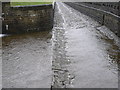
{"left": 51, "top": 2, "right": 74, "bottom": 88}
{"left": 51, "top": 2, "right": 119, "bottom": 88}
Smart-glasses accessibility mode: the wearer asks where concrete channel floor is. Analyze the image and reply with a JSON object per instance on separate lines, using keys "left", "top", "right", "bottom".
{"left": 2, "top": 2, "right": 120, "bottom": 88}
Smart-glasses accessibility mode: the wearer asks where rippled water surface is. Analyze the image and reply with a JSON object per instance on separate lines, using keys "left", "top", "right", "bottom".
{"left": 2, "top": 31, "right": 52, "bottom": 88}
{"left": 2, "top": 2, "right": 120, "bottom": 88}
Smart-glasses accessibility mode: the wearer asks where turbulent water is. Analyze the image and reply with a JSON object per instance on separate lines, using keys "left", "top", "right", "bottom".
{"left": 2, "top": 2, "right": 120, "bottom": 88}
{"left": 52, "top": 2, "right": 119, "bottom": 88}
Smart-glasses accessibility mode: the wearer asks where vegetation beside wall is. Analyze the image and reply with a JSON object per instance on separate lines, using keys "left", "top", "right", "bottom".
{"left": 11, "top": 2, "right": 52, "bottom": 6}
{"left": 0, "top": 0, "right": 53, "bottom": 6}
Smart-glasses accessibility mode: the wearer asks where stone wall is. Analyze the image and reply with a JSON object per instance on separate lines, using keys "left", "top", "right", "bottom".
{"left": 81, "top": 2, "right": 119, "bottom": 16}
{"left": 65, "top": 2, "right": 120, "bottom": 37}
{"left": 0, "top": 2, "right": 2, "bottom": 34}
{"left": 2, "top": 2, "right": 54, "bottom": 34}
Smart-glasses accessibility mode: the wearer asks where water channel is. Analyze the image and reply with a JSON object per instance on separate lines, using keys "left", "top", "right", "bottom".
{"left": 2, "top": 2, "right": 120, "bottom": 88}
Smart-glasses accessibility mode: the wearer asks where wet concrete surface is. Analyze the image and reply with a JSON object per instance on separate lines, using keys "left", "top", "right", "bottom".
{"left": 2, "top": 2, "right": 120, "bottom": 88}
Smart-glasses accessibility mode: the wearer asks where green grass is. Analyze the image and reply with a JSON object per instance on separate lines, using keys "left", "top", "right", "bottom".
{"left": 11, "top": 2, "right": 52, "bottom": 6}
{"left": 10, "top": 0, "right": 53, "bottom": 6}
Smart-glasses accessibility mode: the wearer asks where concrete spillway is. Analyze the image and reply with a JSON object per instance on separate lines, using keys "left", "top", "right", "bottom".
{"left": 52, "top": 2, "right": 119, "bottom": 88}
{"left": 2, "top": 2, "right": 120, "bottom": 88}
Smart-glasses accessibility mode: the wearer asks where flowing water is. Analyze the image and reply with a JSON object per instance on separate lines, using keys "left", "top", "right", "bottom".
{"left": 2, "top": 31, "right": 52, "bottom": 88}
{"left": 52, "top": 2, "right": 119, "bottom": 88}
{"left": 2, "top": 2, "right": 120, "bottom": 88}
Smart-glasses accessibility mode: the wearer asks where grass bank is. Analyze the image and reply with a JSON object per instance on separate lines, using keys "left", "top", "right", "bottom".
{"left": 11, "top": 2, "right": 52, "bottom": 6}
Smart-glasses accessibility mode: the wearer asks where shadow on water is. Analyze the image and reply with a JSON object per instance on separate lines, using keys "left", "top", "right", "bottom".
{"left": 2, "top": 31, "right": 52, "bottom": 47}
